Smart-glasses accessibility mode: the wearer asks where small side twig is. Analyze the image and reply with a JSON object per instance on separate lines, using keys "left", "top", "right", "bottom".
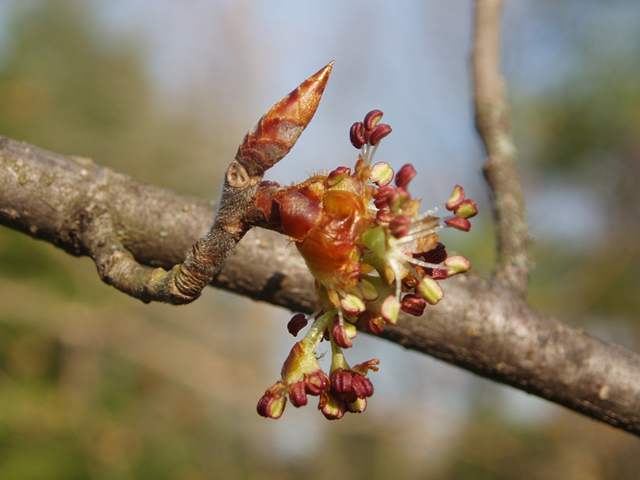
{"left": 90, "top": 62, "right": 332, "bottom": 304}
{"left": 472, "top": 0, "right": 532, "bottom": 296}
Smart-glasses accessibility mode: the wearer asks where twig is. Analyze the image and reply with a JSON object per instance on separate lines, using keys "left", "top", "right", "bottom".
{"left": 472, "top": 0, "right": 533, "bottom": 296}
{"left": 2, "top": 135, "right": 640, "bottom": 435}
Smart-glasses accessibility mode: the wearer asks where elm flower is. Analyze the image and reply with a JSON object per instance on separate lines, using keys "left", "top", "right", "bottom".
{"left": 257, "top": 110, "right": 477, "bottom": 419}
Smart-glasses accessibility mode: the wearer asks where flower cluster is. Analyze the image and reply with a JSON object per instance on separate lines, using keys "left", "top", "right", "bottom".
{"left": 257, "top": 110, "right": 477, "bottom": 420}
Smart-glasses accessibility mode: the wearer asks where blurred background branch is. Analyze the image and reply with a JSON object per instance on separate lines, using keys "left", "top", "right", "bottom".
{"left": 473, "top": 0, "right": 532, "bottom": 296}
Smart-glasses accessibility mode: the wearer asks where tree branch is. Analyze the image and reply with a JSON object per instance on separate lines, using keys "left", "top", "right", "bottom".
{"left": 1, "top": 136, "right": 640, "bottom": 435}
{"left": 0, "top": 2, "right": 637, "bottom": 435}
{"left": 473, "top": 0, "right": 533, "bottom": 296}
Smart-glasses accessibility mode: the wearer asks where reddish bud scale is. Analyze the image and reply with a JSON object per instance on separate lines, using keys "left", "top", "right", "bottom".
{"left": 293, "top": 189, "right": 373, "bottom": 290}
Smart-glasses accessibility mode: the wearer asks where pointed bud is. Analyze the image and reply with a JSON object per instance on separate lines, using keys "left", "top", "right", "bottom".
{"left": 417, "top": 276, "right": 444, "bottom": 305}
{"left": 370, "top": 162, "right": 394, "bottom": 186}
{"left": 236, "top": 62, "right": 332, "bottom": 175}
{"left": 446, "top": 185, "right": 465, "bottom": 211}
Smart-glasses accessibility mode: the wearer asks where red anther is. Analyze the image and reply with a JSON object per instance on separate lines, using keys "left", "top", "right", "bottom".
{"left": 444, "top": 217, "right": 471, "bottom": 232}
{"left": 416, "top": 242, "right": 447, "bottom": 264}
{"left": 351, "top": 375, "right": 374, "bottom": 398}
{"left": 331, "top": 370, "right": 353, "bottom": 395}
{"left": 350, "top": 122, "right": 366, "bottom": 149}
{"left": 389, "top": 214, "right": 411, "bottom": 238}
{"left": 376, "top": 208, "right": 393, "bottom": 224}
{"left": 288, "top": 382, "right": 308, "bottom": 408}
{"left": 446, "top": 185, "right": 465, "bottom": 211}
{"left": 363, "top": 109, "right": 384, "bottom": 131}
{"left": 395, "top": 164, "right": 417, "bottom": 189}
{"left": 327, "top": 166, "right": 351, "bottom": 186}
{"left": 366, "top": 319, "right": 384, "bottom": 335}
{"left": 287, "top": 313, "right": 308, "bottom": 337}
{"left": 368, "top": 123, "right": 392, "bottom": 146}
{"left": 332, "top": 321, "right": 353, "bottom": 349}
{"left": 305, "top": 372, "right": 329, "bottom": 395}
{"left": 401, "top": 293, "right": 427, "bottom": 316}
{"left": 430, "top": 269, "right": 448, "bottom": 280}
{"left": 374, "top": 185, "right": 399, "bottom": 209}
{"left": 455, "top": 199, "right": 478, "bottom": 219}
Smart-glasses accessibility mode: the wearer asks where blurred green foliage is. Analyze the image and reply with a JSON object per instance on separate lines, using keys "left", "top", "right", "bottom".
{"left": 1, "top": 1, "right": 640, "bottom": 479}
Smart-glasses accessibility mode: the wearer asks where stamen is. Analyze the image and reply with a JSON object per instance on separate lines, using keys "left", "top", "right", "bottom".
{"left": 401, "top": 253, "right": 451, "bottom": 271}
{"left": 396, "top": 224, "right": 444, "bottom": 244}
{"left": 389, "top": 259, "right": 403, "bottom": 302}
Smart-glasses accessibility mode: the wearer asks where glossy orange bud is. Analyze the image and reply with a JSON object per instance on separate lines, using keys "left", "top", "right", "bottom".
{"left": 235, "top": 62, "right": 333, "bottom": 176}
{"left": 276, "top": 190, "right": 322, "bottom": 241}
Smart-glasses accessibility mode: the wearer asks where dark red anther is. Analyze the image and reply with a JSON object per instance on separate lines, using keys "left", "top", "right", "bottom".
{"left": 332, "top": 321, "right": 353, "bottom": 349}
{"left": 350, "top": 122, "right": 366, "bottom": 149}
{"left": 288, "top": 382, "right": 308, "bottom": 408}
{"left": 331, "top": 370, "right": 353, "bottom": 395}
{"left": 376, "top": 208, "right": 393, "bottom": 224}
{"left": 368, "top": 123, "right": 392, "bottom": 146}
{"left": 287, "top": 313, "right": 308, "bottom": 337}
{"left": 444, "top": 217, "right": 471, "bottom": 232}
{"left": 417, "top": 242, "right": 447, "bottom": 264}
{"left": 400, "top": 293, "right": 427, "bottom": 316}
{"left": 389, "top": 214, "right": 411, "bottom": 238}
{"left": 327, "top": 166, "right": 351, "bottom": 187}
{"left": 395, "top": 164, "right": 417, "bottom": 189}
{"left": 305, "top": 372, "right": 329, "bottom": 395}
{"left": 351, "top": 375, "right": 374, "bottom": 398}
{"left": 431, "top": 269, "right": 448, "bottom": 280}
{"left": 374, "top": 185, "right": 399, "bottom": 209}
{"left": 363, "top": 109, "right": 384, "bottom": 131}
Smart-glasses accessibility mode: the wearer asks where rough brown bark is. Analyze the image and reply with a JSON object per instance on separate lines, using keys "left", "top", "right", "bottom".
{"left": 1, "top": 135, "right": 639, "bottom": 435}
{"left": 473, "top": 0, "right": 533, "bottom": 296}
